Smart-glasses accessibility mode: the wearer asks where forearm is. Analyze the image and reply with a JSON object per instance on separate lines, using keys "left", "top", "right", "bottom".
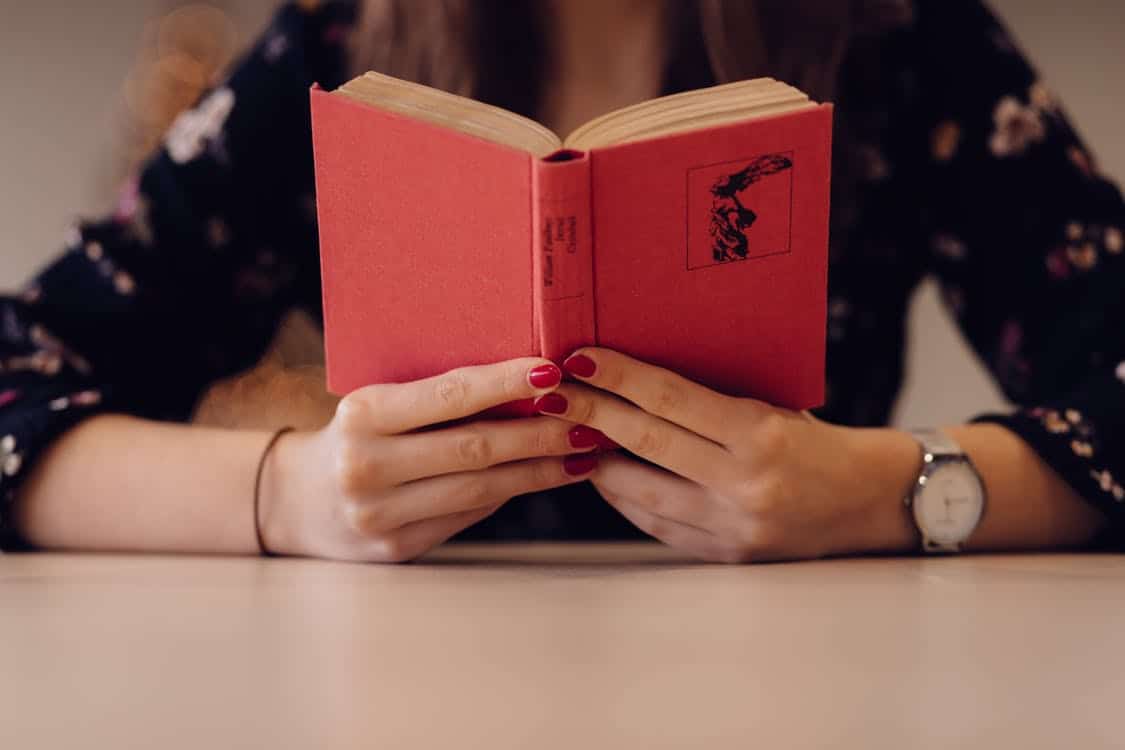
{"left": 12, "top": 415, "right": 274, "bottom": 554}
{"left": 852, "top": 423, "right": 1107, "bottom": 553}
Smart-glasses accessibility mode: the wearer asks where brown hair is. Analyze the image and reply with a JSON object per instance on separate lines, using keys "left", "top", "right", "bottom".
{"left": 350, "top": 0, "right": 869, "bottom": 115}
{"left": 201, "top": 0, "right": 909, "bottom": 424}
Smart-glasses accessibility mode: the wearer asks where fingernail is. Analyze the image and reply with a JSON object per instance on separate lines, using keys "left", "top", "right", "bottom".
{"left": 563, "top": 353, "right": 597, "bottom": 378}
{"left": 563, "top": 453, "right": 599, "bottom": 476}
{"left": 534, "top": 393, "right": 568, "bottom": 415}
{"left": 478, "top": 398, "right": 537, "bottom": 419}
{"left": 528, "top": 364, "right": 562, "bottom": 389}
{"left": 568, "top": 425, "right": 600, "bottom": 449}
{"left": 568, "top": 425, "right": 617, "bottom": 450}
{"left": 595, "top": 434, "right": 620, "bottom": 450}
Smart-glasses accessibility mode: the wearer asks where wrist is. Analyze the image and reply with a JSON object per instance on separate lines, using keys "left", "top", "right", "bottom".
{"left": 257, "top": 428, "right": 315, "bottom": 556}
{"left": 839, "top": 427, "right": 921, "bottom": 554}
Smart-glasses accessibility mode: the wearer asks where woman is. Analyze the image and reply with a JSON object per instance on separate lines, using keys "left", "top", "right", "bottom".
{"left": 1, "top": 0, "right": 1120, "bottom": 562}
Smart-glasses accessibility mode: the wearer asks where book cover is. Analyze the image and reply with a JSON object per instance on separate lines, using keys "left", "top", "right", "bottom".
{"left": 589, "top": 106, "right": 831, "bottom": 406}
{"left": 311, "top": 89, "right": 535, "bottom": 389}
{"left": 311, "top": 86, "right": 832, "bottom": 409}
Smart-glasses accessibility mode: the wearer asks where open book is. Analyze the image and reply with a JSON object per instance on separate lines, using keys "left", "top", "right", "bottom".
{"left": 312, "top": 71, "right": 832, "bottom": 407}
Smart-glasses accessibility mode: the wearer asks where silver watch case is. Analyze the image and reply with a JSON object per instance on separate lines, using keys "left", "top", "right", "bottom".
{"left": 906, "top": 430, "right": 987, "bottom": 554}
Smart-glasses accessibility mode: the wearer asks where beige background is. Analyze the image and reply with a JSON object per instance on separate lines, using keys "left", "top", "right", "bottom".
{"left": 1, "top": 1, "right": 1122, "bottom": 426}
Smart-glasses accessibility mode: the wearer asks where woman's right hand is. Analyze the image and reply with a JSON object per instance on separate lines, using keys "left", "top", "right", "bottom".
{"left": 257, "top": 357, "right": 605, "bottom": 562}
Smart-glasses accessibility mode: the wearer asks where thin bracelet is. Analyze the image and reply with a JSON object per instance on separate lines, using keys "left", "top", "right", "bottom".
{"left": 253, "top": 426, "right": 295, "bottom": 557}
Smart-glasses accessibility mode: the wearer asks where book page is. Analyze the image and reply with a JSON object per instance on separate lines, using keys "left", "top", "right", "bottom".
{"left": 335, "top": 72, "right": 818, "bottom": 157}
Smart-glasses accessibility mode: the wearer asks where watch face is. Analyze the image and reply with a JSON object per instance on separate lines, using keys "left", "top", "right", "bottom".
{"left": 914, "top": 462, "right": 985, "bottom": 547}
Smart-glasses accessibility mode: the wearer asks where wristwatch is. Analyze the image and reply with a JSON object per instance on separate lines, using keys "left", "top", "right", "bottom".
{"left": 905, "top": 429, "right": 987, "bottom": 553}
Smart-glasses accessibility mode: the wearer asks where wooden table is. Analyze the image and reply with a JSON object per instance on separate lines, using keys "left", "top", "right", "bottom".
{"left": 2, "top": 545, "right": 1123, "bottom": 748}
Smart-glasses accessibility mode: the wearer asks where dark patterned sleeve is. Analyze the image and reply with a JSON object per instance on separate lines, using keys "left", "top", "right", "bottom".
{"left": 909, "top": 0, "right": 1125, "bottom": 542}
{"left": 0, "top": 2, "right": 355, "bottom": 549}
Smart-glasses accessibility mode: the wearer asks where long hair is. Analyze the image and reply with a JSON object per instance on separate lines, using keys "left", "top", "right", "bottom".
{"left": 200, "top": 0, "right": 912, "bottom": 425}
{"left": 347, "top": 0, "right": 910, "bottom": 262}
{"left": 350, "top": 1, "right": 883, "bottom": 113}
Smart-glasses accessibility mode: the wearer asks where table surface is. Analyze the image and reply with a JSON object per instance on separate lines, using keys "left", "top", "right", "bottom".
{"left": 2, "top": 544, "right": 1123, "bottom": 749}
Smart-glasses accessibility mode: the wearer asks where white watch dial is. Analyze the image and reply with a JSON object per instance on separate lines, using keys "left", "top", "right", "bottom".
{"left": 914, "top": 462, "right": 984, "bottom": 547}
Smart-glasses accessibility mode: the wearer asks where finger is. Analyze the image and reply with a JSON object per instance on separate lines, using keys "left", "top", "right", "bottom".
{"left": 592, "top": 456, "right": 733, "bottom": 562}
{"left": 378, "top": 418, "right": 598, "bottom": 484}
{"left": 365, "top": 503, "right": 502, "bottom": 563}
{"left": 562, "top": 347, "right": 745, "bottom": 444}
{"left": 338, "top": 357, "right": 563, "bottom": 435}
{"left": 591, "top": 453, "right": 718, "bottom": 530}
{"left": 608, "top": 498, "right": 733, "bottom": 563}
{"left": 350, "top": 455, "right": 597, "bottom": 532}
{"left": 537, "top": 383, "right": 736, "bottom": 489}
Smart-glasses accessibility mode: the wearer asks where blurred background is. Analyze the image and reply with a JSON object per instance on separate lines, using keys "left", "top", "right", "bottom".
{"left": 1, "top": 0, "right": 1122, "bottom": 426}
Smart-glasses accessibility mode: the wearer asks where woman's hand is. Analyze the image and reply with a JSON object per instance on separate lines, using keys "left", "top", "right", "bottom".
{"left": 259, "top": 357, "right": 605, "bottom": 563}
{"left": 537, "top": 348, "right": 921, "bottom": 563}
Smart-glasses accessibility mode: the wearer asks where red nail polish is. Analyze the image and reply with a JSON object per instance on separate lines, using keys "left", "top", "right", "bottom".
{"left": 568, "top": 425, "right": 599, "bottom": 449}
{"left": 563, "top": 453, "right": 599, "bottom": 476}
{"left": 563, "top": 354, "right": 597, "bottom": 378}
{"left": 595, "top": 433, "right": 620, "bottom": 450}
{"left": 568, "top": 425, "right": 617, "bottom": 450}
{"left": 528, "top": 364, "right": 562, "bottom": 389}
{"left": 478, "top": 398, "right": 537, "bottom": 419}
{"left": 534, "top": 393, "right": 568, "bottom": 415}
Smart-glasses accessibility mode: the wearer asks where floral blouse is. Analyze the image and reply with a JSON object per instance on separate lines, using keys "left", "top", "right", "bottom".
{"left": 2, "top": 0, "right": 1124, "bottom": 548}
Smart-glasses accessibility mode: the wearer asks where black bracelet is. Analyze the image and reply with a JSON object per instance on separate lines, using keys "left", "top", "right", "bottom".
{"left": 253, "top": 427, "right": 295, "bottom": 557}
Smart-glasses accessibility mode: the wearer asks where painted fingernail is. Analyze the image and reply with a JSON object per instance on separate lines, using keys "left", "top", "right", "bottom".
{"left": 528, "top": 364, "right": 562, "bottom": 389}
{"left": 563, "top": 453, "right": 599, "bottom": 476}
{"left": 568, "top": 425, "right": 600, "bottom": 449}
{"left": 595, "top": 434, "right": 620, "bottom": 450}
{"left": 534, "top": 393, "right": 568, "bottom": 415}
{"left": 568, "top": 425, "right": 617, "bottom": 450}
{"left": 563, "top": 354, "right": 597, "bottom": 378}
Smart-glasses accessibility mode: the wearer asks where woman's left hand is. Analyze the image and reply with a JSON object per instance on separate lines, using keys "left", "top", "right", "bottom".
{"left": 536, "top": 348, "right": 921, "bottom": 563}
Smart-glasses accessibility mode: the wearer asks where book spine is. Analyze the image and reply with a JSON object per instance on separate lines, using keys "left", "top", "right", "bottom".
{"left": 531, "top": 151, "right": 596, "bottom": 362}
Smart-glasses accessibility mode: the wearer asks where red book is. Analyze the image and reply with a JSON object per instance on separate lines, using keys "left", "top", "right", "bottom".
{"left": 312, "top": 73, "right": 832, "bottom": 408}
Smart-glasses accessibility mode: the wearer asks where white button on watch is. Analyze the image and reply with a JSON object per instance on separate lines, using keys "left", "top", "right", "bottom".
{"left": 906, "top": 429, "right": 987, "bottom": 553}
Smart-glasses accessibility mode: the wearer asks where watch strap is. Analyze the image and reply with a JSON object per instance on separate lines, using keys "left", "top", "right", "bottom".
{"left": 908, "top": 428, "right": 962, "bottom": 458}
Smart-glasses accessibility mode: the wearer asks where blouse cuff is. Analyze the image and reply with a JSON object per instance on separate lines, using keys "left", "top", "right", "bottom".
{"left": 0, "top": 386, "right": 114, "bottom": 551}
{"left": 972, "top": 408, "right": 1125, "bottom": 548}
